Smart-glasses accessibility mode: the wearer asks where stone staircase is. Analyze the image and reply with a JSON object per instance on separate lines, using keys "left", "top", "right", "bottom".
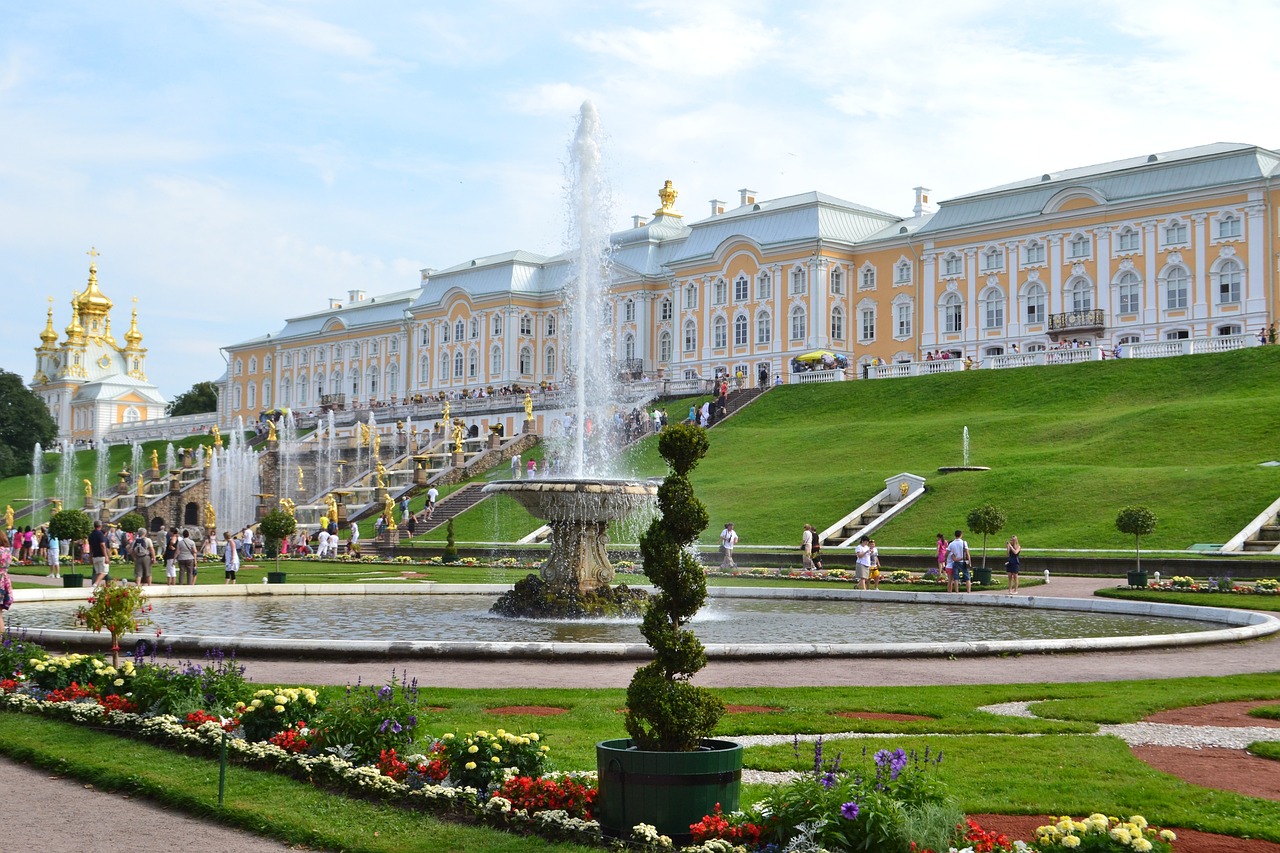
{"left": 1243, "top": 512, "right": 1280, "bottom": 552}
{"left": 415, "top": 483, "right": 491, "bottom": 534}
{"left": 831, "top": 497, "right": 897, "bottom": 545}
{"left": 716, "top": 386, "right": 768, "bottom": 423}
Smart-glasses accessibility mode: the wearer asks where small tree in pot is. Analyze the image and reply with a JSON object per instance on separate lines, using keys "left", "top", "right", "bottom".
{"left": 1116, "top": 505, "right": 1157, "bottom": 574}
{"left": 49, "top": 509, "right": 92, "bottom": 566}
{"left": 965, "top": 503, "right": 1006, "bottom": 570}
{"left": 259, "top": 510, "right": 297, "bottom": 572}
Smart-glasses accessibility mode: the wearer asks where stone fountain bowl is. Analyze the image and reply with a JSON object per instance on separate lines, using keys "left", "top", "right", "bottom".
{"left": 483, "top": 478, "right": 658, "bottom": 522}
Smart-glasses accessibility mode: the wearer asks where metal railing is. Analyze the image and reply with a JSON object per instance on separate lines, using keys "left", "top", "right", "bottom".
{"left": 1048, "top": 309, "right": 1105, "bottom": 331}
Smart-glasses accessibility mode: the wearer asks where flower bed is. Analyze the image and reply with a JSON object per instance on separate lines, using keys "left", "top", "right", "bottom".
{"left": 1138, "top": 578, "right": 1279, "bottom": 596}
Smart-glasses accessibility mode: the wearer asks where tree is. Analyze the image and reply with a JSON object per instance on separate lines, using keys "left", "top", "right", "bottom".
{"left": 166, "top": 381, "right": 220, "bottom": 417}
{"left": 0, "top": 368, "right": 57, "bottom": 477}
{"left": 49, "top": 510, "right": 93, "bottom": 564}
{"left": 442, "top": 518, "right": 459, "bottom": 563}
{"left": 259, "top": 510, "right": 297, "bottom": 569}
{"left": 966, "top": 503, "right": 1007, "bottom": 569}
{"left": 117, "top": 512, "right": 145, "bottom": 536}
{"left": 1116, "top": 505, "right": 1158, "bottom": 572}
{"left": 625, "top": 423, "right": 723, "bottom": 751}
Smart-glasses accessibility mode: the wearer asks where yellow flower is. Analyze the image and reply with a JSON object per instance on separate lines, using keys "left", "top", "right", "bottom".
{"left": 1132, "top": 838, "right": 1152, "bottom": 853}
{"left": 442, "top": 733, "right": 454, "bottom": 740}
{"left": 539, "top": 745, "right": 549, "bottom": 753}
{"left": 1130, "top": 815, "right": 1148, "bottom": 830}
{"left": 113, "top": 678, "right": 124, "bottom": 686}
{"left": 496, "top": 728, "right": 506, "bottom": 736}
{"left": 1062, "top": 835, "right": 1080, "bottom": 849}
{"left": 1110, "top": 827, "right": 1131, "bottom": 844}
{"left": 274, "top": 704, "right": 285, "bottom": 713}
{"left": 1159, "top": 830, "right": 1176, "bottom": 842}
{"left": 274, "top": 694, "right": 287, "bottom": 705}
{"left": 528, "top": 732, "right": 539, "bottom": 741}
{"left": 250, "top": 699, "right": 262, "bottom": 708}
{"left": 491, "top": 743, "right": 501, "bottom": 751}
{"left": 490, "top": 756, "right": 500, "bottom": 763}
{"left": 475, "top": 730, "right": 489, "bottom": 738}
{"left": 465, "top": 761, "right": 476, "bottom": 770}
{"left": 467, "top": 745, "right": 479, "bottom": 754}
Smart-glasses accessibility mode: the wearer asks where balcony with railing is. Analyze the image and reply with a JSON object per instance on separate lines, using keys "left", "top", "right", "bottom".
{"left": 1048, "top": 309, "right": 1105, "bottom": 334}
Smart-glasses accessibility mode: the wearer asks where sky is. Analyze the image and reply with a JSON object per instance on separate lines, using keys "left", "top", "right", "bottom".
{"left": 2, "top": 0, "right": 1278, "bottom": 400}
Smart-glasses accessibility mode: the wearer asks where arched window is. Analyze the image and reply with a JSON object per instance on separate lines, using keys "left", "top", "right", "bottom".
{"left": 467, "top": 349, "right": 478, "bottom": 378}
{"left": 713, "top": 279, "right": 727, "bottom": 304}
{"left": 789, "top": 267, "right": 807, "bottom": 295}
{"left": 733, "top": 313, "right": 748, "bottom": 346}
{"left": 734, "top": 275, "right": 748, "bottom": 301}
{"left": 262, "top": 380, "right": 272, "bottom": 409}
{"left": 1217, "top": 259, "right": 1243, "bottom": 304}
{"left": 756, "top": 311, "right": 771, "bottom": 345}
{"left": 1067, "top": 277, "right": 1092, "bottom": 312}
{"left": 316, "top": 370, "right": 326, "bottom": 396}
{"left": 419, "top": 355, "right": 429, "bottom": 385}
{"left": 421, "top": 327, "right": 431, "bottom": 346}
{"left": 683, "top": 284, "right": 697, "bottom": 310}
{"left": 712, "top": 316, "right": 727, "bottom": 349}
{"left": 683, "top": 320, "right": 697, "bottom": 353}
{"left": 1116, "top": 271, "right": 1141, "bottom": 315}
{"left": 544, "top": 346, "right": 556, "bottom": 374}
{"left": 942, "top": 293, "right": 963, "bottom": 333}
{"left": 861, "top": 266, "right": 876, "bottom": 289}
{"left": 1025, "top": 283, "right": 1046, "bottom": 324}
{"left": 757, "top": 271, "right": 772, "bottom": 299}
{"left": 830, "top": 266, "right": 844, "bottom": 295}
{"left": 658, "top": 331, "right": 672, "bottom": 363}
{"left": 623, "top": 333, "right": 635, "bottom": 361}
{"left": 248, "top": 357, "right": 258, "bottom": 374}
{"left": 453, "top": 351, "right": 464, "bottom": 378}
{"left": 387, "top": 364, "right": 399, "bottom": 396}
{"left": 519, "top": 346, "right": 532, "bottom": 375}
{"left": 1067, "top": 233, "right": 1091, "bottom": 259}
{"left": 247, "top": 383, "right": 256, "bottom": 409}
{"left": 330, "top": 367, "right": 342, "bottom": 395}
{"left": 659, "top": 298, "right": 672, "bottom": 321}
{"left": 489, "top": 346, "right": 502, "bottom": 376}
{"left": 943, "top": 253, "right": 963, "bottom": 277}
{"left": 981, "top": 247, "right": 1003, "bottom": 272}
{"left": 1116, "top": 226, "right": 1140, "bottom": 253}
{"left": 124, "top": 406, "right": 140, "bottom": 423}
{"left": 830, "top": 306, "right": 845, "bottom": 340}
{"left": 232, "top": 384, "right": 242, "bottom": 410}
{"left": 280, "top": 377, "right": 291, "bottom": 407}
{"left": 895, "top": 261, "right": 912, "bottom": 283}
{"left": 519, "top": 314, "right": 533, "bottom": 336}
{"left": 454, "top": 320, "right": 465, "bottom": 341}
{"left": 439, "top": 355, "right": 449, "bottom": 381}
{"left": 546, "top": 315, "right": 557, "bottom": 336}
{"left": 367, "top": 366, "right": 378, "bottom": 398}
{"left": 1164, "top": 266, "right": 1189, "bottom": 310}
{"left": 469, "top": 318, "right": 479, "bottom": 339}
{"left": 1217, "top": 213, "right": 1242, "bottom": 239}
{"left": 296, "top": 374, "right": 307, "bottom": 406}
{"left": 789, "top": 306, "right": 806, "bottom": 340}
{"left": 491, "top": 315, "right": 503, "bottom": 337}
{"left": 1024, "top": 241, "right": 1046, "bottom": 265}
{"left": 263, "top": 354, "right": 272, "bottom": 372}
{"left": 623, "top": 299, "right": 635, "bottom": 322}
{"left": 981, "top": 287, "right": 1004, "bottom": 329}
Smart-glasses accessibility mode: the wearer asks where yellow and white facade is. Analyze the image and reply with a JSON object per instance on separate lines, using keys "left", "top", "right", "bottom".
{"left": 31, "top": 251, "right": 166, "bottom": 443}
{"left": 221, "top": 142, "right": 1280, "bottom": 424}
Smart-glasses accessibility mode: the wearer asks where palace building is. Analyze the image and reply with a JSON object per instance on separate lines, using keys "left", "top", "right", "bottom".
{"left": 216, "top": 141, "right": 1278, "bottom": 426}
{"left": 31, "top": 250, "right": 167, "bottom": 443}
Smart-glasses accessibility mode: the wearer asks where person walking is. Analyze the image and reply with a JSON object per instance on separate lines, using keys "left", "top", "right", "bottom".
{"left": 0, "top": 532, "right": 13, "bottom": 632}
{"left": 511, "top": 453, "right": 522, "bottom": 480}
{"left": 811, "top": 526, "right": 823, "bottom": 571}
{"left": 947, "top": 529, "right": 972, "bottom": 594}
{"left": 719, "top": 523, "right": 738, "bottom": 570}
{"left": 1005, "top": 534, "right": 1022, "bottom": 593}
{"left": 131, "top": 527, "right": 155, "bottom": 586}
{"left": 46, "top": 530, "right": 60, "bottom": 580}
{"left": 89, "top": 520, "right": 109, "bottom": 587}
{"left": 349, "top": 520, "right": 360, "bottom": 557}
{"left": 935, "top": 533, "right": 948, "bottom": 580}
{"left": 426, "top": 486, "right": 439, "bottom": 519}
{"left": 162, "top": 527, "right": 178, "bottom": 586}
{"left": 801, "top": 523, "right": 814, "bottom": 570}
{"left": 854, "top": 535, "right": 873, "bottom": 590}
{"left": 175, "top": 529, "right": 198, "bottom": 586}
{"left": 223, "top": 532, "right": 240, "bottom": 584}
{"left": 869, "top": 538, "right": 881, "bottom": 590}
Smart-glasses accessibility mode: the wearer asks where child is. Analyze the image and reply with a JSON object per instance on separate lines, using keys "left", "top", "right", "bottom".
{"left": 223, "top": 531, "right": 240, "bottom": 584}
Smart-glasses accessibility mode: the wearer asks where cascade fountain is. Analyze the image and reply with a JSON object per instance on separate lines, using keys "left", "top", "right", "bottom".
{"left": 30, "top": 443, "right": 44, "bottom": 521}
{"left": 963, "top": 425, "right": 970, "bottom": 467}
{"left": 937, "top": 424, "right": 990, "bottom": 474}
{"left": 485, "top": 102, "right": 657, "bottom": 607}
{"left": 94, "top": 443, "right": 110, "bottom": 498}
{"left": 165, "top": 443, "right": 178, "bottom": 474}
{"left": 55, "top": 441, "right": 77, "bottom": 509}
{"left": 208, "top": 417, "right": 260, "bottom": 534}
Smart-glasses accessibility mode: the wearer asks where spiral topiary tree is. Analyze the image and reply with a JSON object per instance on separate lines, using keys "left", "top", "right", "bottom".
{"left": 624, "top": 422, "right": 724, "bottom": 752}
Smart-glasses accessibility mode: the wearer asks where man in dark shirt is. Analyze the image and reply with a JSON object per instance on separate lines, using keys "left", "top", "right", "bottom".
{"left": 88, "top": 521, "right": 109, "bottom": 587}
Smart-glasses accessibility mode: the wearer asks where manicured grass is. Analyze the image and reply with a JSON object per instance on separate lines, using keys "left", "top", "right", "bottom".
{"left": 1096, "top": 587, "right": 1280, "bottom": 612}
{"left": 1247, "top": 703, "right": 1280, "bottom": 721}
{"left": 1250, "top": 741, "right": 1280, "bottom": 761}
{"left": 0, "top": 714, "right": 597, "bottom": 853}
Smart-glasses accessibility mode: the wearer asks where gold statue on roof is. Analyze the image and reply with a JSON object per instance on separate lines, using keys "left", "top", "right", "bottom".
{"left": 654, "top": 179, "right": 682, "bottom": 218}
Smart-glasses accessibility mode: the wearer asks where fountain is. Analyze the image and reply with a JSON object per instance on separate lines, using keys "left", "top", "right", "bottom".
{"left": 165, "top": 443, "right": 178, "bottom": 475}
{"left": 208, "top": 417, "right": 261, "bottom": 533}
{"left": 937, "top": 424, "right": 991, "bottom": 474}
{"left": 963, "top": 425, "right": 969, "bottom": 467}
{"left": 93, "top": 443, "right": 110, "bottom": 498}
{"left": 55, "top": 441, "right": 77, "bottom": 510}
{"left": 484, "top": 102, "right": 657, "bottom": 615}
{"left": 30, "top": 443, "right": 44, "bottom": 522}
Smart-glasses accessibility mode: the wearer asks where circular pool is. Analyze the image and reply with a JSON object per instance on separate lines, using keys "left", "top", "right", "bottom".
{"left": 10, "top": 585, "right": 1278, "bottom": 659}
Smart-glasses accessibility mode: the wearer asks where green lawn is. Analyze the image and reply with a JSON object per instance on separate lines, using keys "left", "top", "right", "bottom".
{"left": 1097, "top": 587, "right": 1280, "bottom": 611}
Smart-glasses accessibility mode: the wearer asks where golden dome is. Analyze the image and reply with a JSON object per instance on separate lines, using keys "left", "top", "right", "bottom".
{"left": 123, "top": 299, "right": 143, "bottom": 349}
{"left": 75, "top": 258, "right": 114, "bottom": 320}
{"left": 39, "top": 298, "right": 58, "bottom": 346}
{"left": 64, "top": 293, "right": 84, "bottom": 342}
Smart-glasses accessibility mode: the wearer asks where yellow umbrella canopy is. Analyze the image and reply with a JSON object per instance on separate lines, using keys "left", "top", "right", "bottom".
{"left": 794, "top": 350, "right": 837, "bottom": 362}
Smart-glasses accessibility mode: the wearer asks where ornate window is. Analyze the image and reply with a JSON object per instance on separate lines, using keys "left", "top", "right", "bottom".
{"left": 1024, "top": 241, "right": 1046, "bottom": 265}
{"left": 683, "top": 320, "right": 697, "bottom": 353}
{"left": 1217, "top": 259, "right": 1243, "bottom": 304}
{"left": 894, "top": 300, "right": 912, "bottom": 339}
{"left": 546, "top": 314, "right": 557, "bottom": 337}
{"left": 982, "top": 287, "right": 1004, "bottom": 329}
{"left": 1116, "top": 227, "right": 1140, "bottom": 253}
{"left": 419, "top": 355, "right": 429, "bottom": 385}
{"left": 683, "top": 284, "right": 697, "bottom": 310}
{"left": 789, "top": 267, "right": 807, "bottom": 295}
{"left": 980, "top": 247, "right": 1003, "bottom": 272}
{"left": 1165, "top": 267, "right": 1189, "bottom": 310}
{"left": 248, "top": 357, "right": 258, "bottom": 374}
{"left": 296, "top": 375, "right": 307, "bottom": 406}
{"left": 1067, "top": 277, "right": 1093, "bottom": 312}
{"left": 1116, "top": 271, "right": 1141, "bottom": 314}
{"left": 860, "top": 266, "right": 876, "bottom": 290}
{"left": 714, "top": 279, "right": 727, "bottom": 305}
{"left": 789, "top": 306, "right": 806, "bottom": 340}
{"left": 895, "top": 261, "right": 912, "bottom": 283}
{"left": 519, "top": 346, "right": 532, "bottom": 375}
{"left": 1217, "top": 213, "right": 1242, "bottom": 239}
{"left": 1067, "top": 233, "right": 1091, "bottom": 259}
{"left": 368, "top": 367, "right": 378, "bottom": 398}
{"left": 545, "top": 346, "right": 557, "bottom": 374}
{"left": 371, "top": 340, "right": 379, "bottom": 356}
{"left": 455, "top": 320, "right": 466, "bottom": 341}
{"left": 441, "top": 323, "right": 450, "bottom": 344}
{"left": 943, "top": 253, "right": 963, "bottom": 277}
{"left": 491, "top": 315, "right": 503, "bottom": 337}
{"left": 234, "top": 359, "right": 243, "bottom": 376}
{"left": 467, "top": 349, "right": 478, "bottom": 378}
{"left": 831, "top": 306, "right": 845, "bottom": 340}
{"left": 756, "top": 271, "right": 772, "bottom": 300}
{"left": 330, "top": 367, "right": 342, "bottom": 395}
{"left": 421, "top": 327, "right": 431, "bottom": 346}
{"left": 1025, "top": 283, "right": 1046, "bottom": 324}
{"left": 858, "top": 306, "right": 874, "bottom": 341}
{"left": 713, "top": 316, "right": 727, "bottom": 348}
{"left": 623, "top": 333, "right": 636, "bottom": 361}
{"left": 756, "top": 311, "right": 772, "bottom": 345}
{"left": 386, "top": 364, "right": 398, "bottom": 396}
{"left": 1163, "top": 220, "right": 1188, "bottom": 246}
{"left": 830, "top": 267, "right": 844, "bottom": 295}
{"left": 659, "top": 298, "right": 672, "bottom": 321}
{"left": 734, "top": 275, "right": 749, "bottom": 302}
{"left": 247, "top": 383, "right": 256, "bottom": 409}
{"left": 280, "top": 378, "right": 291, "bottom": 406}
{"left": 623, "top": 300, "right": 635, "bottom": 323}
{"left": 489, "top": 346, "right": 502, "bottom": 375}
{"left": 942, "top": 293, "right": 963, "bottom": 333}
{"left": 453, "top": 351, "right": 464, "bottom": 378}
{"left": 519, "top": 314, "right": 533, "bottom": 336}
{"left": 733, "top": 313, "right": 748, "bottom": 346}
{"left": 659, "top": 331, "right": 672, "bottom": 363}
{"left": 438, "top": 355, "right": 449, "bottom": 381}
{"left": 469, "top": 318, "right": 479, "bottom": 339}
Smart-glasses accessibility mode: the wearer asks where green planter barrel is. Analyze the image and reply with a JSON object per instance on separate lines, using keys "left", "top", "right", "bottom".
{"left": 267, "top": 571, "right": 287, "bottom": 584}
{"left": 62, "top": 573, "right": 86, "bottom": 588}
{"left": 1127, "top": 570, "right": 1148, "bottom": 588}
{"left": 596, "top": 738, "right": 742, "bottom": 844}
{"left": 973, "top": 566, "right": 993, "bottom": 585}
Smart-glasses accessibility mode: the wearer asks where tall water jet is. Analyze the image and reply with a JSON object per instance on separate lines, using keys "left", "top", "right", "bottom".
{"left": 30, "top": 443, "right": 44, "bottom": 519}
{"left": 130, "top": 442, "right": 144, "bottom": 482}
{"left": 277, "top": 411, "right": 300, "bottom": 501}
{"left": 323, "top": 410, "right": 338, "bottom": 492}
{"left": 209, "top": 417, "right": 260, "bottom": 534}
{"left": 963, "top": 425, "right": 970, "bottom": 467}
{"left": 165, "top": 443, "right": 177, "bottom": 474}
{"left": 94, "top": 444, "right": 110, "bottom": 498}
{"left": 55, "top": 441, "right": 78, "bottom": 509}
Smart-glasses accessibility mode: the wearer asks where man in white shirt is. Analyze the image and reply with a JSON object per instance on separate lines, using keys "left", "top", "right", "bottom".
{"left": 719, "top": 523, "right": 738, "bottom": 570}
{"left": 349, "top": 521, "right": 360, "bottom": 556}
{"left": 854, "top": 535, "right": 873, "bottom": 590}
{"left": 426, "top": 486, "right": 439, "bottom": 520}
{"left": 317, "top": 528, "right": 331, "bottom": 558}
{"left": 801, "top": 524, "right": 814, "bottom": 570}
{"left": 947, "top": 529, "right": 972, "bottom": 593}
{"left": 512, "top": 453, "right": 522, "bottom": 480}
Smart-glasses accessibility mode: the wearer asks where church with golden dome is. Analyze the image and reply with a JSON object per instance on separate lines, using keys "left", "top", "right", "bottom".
{"left": 31, "top": 249, "right": 167, "bottom": 443}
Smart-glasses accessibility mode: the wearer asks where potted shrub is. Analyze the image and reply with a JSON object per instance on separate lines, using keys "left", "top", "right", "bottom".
{"left": 1116, "top": 505, "right": 1157, "bottom": 587}
{"left": 596, "top": 423, "right": 740, "bottom": 843}
{"left": 441, "top": 518, "right": 459, "bottom": 563}
{"left": 966, "top": 503, "right": 1006, "bottom": 586}
{"left": 259, "top": 510, "right": 297, "bottom": 583}
{"left": 49, "top": 509, "right": 92, "bottom": 587}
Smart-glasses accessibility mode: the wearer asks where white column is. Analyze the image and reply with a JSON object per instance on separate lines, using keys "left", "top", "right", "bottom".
{"left": 921, "top": 252, "right": 937, "bottom": 346}
{"left": 1245, "top": 203, "right": 1267, "bottom": 314}
{"left": 964, "top": 249, "right": 978, "bottom": 345}
{"left": 1006, "top": 241, "right": 1022, "bottom": 339}
{"left": 1142, "top": 221, "right": 1159, "bottom": 326}
{"left": 1192, "top": 215, "right": 1209, "bottom": 320}
{"left": 812, "top": 256, "right": 828, "bottom": 349}
{"left": 635, "top": 293, "right": 651, "bottom": 372}
{"left": 1094, "top": 228, "right": 1111, "bottom": 316}
{"left": 1048, "top": 236, "right": 1063, "bottom": 315}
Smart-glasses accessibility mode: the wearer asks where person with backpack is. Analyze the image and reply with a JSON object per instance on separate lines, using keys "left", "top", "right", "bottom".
{"left": 174, "top": 528, "right": 198, "bottom": 586}
{"left": 132, "top": 527, "right": 156, "bottom": 586}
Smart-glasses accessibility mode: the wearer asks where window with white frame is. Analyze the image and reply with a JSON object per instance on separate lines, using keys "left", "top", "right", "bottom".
{"left": 831, "top": 306, "right": 845, "bottom": 340}
{"left": 1116, "top": 227, "right": 1140, "bottom": 253}
{"left": 1165, "top": 267, "right": 1189, "bottom": 309}
{"left": 1216, "top": 324, "right": 1242, "bottom": 336}
{"left": 282, "top": 354, "right": 291, "bottom": 368}
{"left": 247, "top": 383, "right": 256, "bottom": 409}
{"left": 895, "top": 261, "right": 912, "bottom": 283}
{"left": 546, "top": 315, "right": 557, "bottom": 336}
{"left": 756, "top": 311, "right": 771, "bottom": 345}
{"left": 713, "top": 316, "right": 727, "bottom": 349}
{"left": 233, "top": 384, "right": 241, "bottom": 409}
{"left": 683, "top": 284, "right": 697, "bottom": 309}
{"left": 454, "top": 320, "right": 465, "bottom": 341}
{"left": 467, "top": 349, "right": 478, "bottom": 378}
{"left": 545, "top": 346, "right": 557, "bottom": 374}
{"left": 439, "top": 356, "right": 448, "bottom": 381}
{"left": 789, "top": 267, "right": 807, "bottom": 295}
{"left": 248, "top": 356, "right": 257, "bottom": 374}
{"left": 1165, "top": 329, "right": 1190, "bottom": 340}
{"left": 982, "top": 288, "right": 1004, "bottom": 329}
{"left": 621, "top": 300, "right": 634, "bottom": 323}
{"left": 659, "top": 298, "right": 672, "bottom": 321}
{"left": 858, "top": 307, "right": 874, "bottom": 341}
{"left": 895, "top": 301, "right": 912, "bottom": 338}
{"left": 519, "top": 346, "right": 532, "bottom": 374}
{"left": 981, "top": 247, "right": 1003, "bottom": 272}
{"left": 683, "top": 320, "right": 697, "bottom": 353}
{"left": 658, "top": 331, "right": 672, "bottom": 363}
{"left": 386, "top": 365, "right": 398, "bottom": 395}
{"left": 943, "top": 253, "right": 963, "bottom": 276}
{"left": 757, "top": 271, "right": 772, "bottom": 300}
{"left": 441, "top": 323, "right": 450, "bottom": 343}
{"left": 1067, "top": 277, "right": 1093, "bottom": 312}
{"left": 734, "top": 313, "right": 748, "bottom": 346}
{"left": 623, "top": 334, "right": 635, "bottom": 361}
{"left": 372, "top": 339, "right": 380, "bottom": 356}
{"left": 734, "top": 275, "right": 749, "bottom": 302}
{"left": 491, "top": 315, "right": 502, "bottom": 337}
{"left": 830, "top": 267, "right": 844, "bottom": 295}
{"left": 453, "top": 351, "right": 463, "bottom": 379}
{"left": 1217, "top": 213, "right": 1242, "bottom": 239}
{"left": 297, "top": 376, "right": 308, "bottom": 405}
{"left": 1024, "top": 241, "right": 1046, "bottom": 265}
{"left": 789, "top": 305, "right": 806, "bottom": 340}
{"left": 1025, "top": 283, "right": 1046, "bottom": 324}
{"left": 389, "top": 339, "right": 397, "bottom": 354}
{"left": 281, "top": 378, "right": 292, "bottom": 406}
{"left": 1217, "top": 259, "right": 1243, "bottom": 303}
{"left": 489, "top": 346, "right": 502, "bottom": 375}
{"left": 1117, "top": 272, "right": 1141, "bottom": 315}
{"left": 942, "top": 293, "right": 963, "bottom": 333}
{"left": 466, "top": 319, "right": 477, "bottom": 339}
{"left": 234, "top": 358, "right": 242, "bottom": 376}
{"left": 1163, "top": 220, "right": 1188, "bottom": 246}
{"left": 330, "top": 369, "right": 341, "bottom": 395}
{"left": 713, "top": 279, "right": 727, "bottom": 305}
{"left": 1067, "top": 233, "right": 1091, "bottom": 259}
{"left": 519, "top": 315, "right": 532, "bottom": 336}
{"left": 861, "top": 266, "right": 876, "bottom": 290}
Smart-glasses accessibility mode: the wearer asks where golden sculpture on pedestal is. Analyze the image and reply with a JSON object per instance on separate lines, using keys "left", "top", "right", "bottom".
{"left": 324, "top": 493, "right": 338, "bottom": 523}
{"left": 524, "top": 392, "right": 534, "bottom": 419}
{"left": 150, "top": 449, "right": 159, "bottom": 470}
{"left": 452, "top": 422, "right": 465, "bottom": 453}
{"left": 375, "top": 461, "right": 388, "bottom": 489}
{"left": 439, "top": 400, "right": 451, "bottom": 434}
{"left": 267, "top": 419, "right": 278, "bottom": 442}
{"left": 211, "top": 425, "right": 222, "bottom": 448}
{"left": 82, "top": 479, "right": 93, "bottom": 498}
{"left": 279, "top": 497, "right": 296, "bottom": 517}
{"left": 205, "top": 501, "right": 216, "bottom": 529}
{"left": 4, "top": 505, "right": 13, "bottom": 529}
{"left": 382, "top": 494, "right": 397, "bottom": 531}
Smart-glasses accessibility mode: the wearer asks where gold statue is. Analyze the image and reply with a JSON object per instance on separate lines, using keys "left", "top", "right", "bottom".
{"left": 279, "top": 497, "right": 296, "bottom": 517}
{"left": 82, "top": 479, "right": 93, "bottom": 498}
{"left": 358, "top": 422, "right": 369, "bottom": 446}
{"left": 4, "top": 505, "right": 12, "bottom": 529}
{"left": 441, "top": 400, "right": 451, "bottom": 431}
{"left": 375, "top": 461, "right": 388, "bottom": 489}
{"left": 382, "top": 493, "right": 396, "bottom": 531}
{"left": 523, "top": 392, "right": 534, "bottom": 419}
{"left": 203, "top": 446, "right": 212, "bottom": 468}
{"left": 654, "top": 179, "right": 682, "bottom": 217}
{"left": 205, "top": 501, "right": 216, "bottom": 528}
{"left": 324, "top": 492, "right": 338, "bottom": 523}
{"left": 51, "top": 498, "right": 62, "bottom": 514}
{"left": 211, "top": 425, "right": 223, "bottom": 448}
{"left": 452, "top": 422, "right": 465, "bottom": 453}
{"left": 371, "top": 430, "right": 381, "bottom": 460}
{"left": 150, "top": 449, "right": 159, "bottom": 470}
{"left": 297, "top": 465, "right": 305, "bottom": 494}
{"left": 137, "top": 475, "right": 145, "bottom": 497}
{"left": 267, "top": 419, "right": 278, "bottom": 441}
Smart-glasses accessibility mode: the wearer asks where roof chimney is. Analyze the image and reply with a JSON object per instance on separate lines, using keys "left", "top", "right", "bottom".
{"left": 329, "top": 298, "right": 343, "bottom": 310}
{"left": 738, "top": 188, "right": 756, "bottom": 206}
{"left": 912, "top": 186, "right": 935, "bottom": 218}
{"left": 348, "top": 289, "right": 366, "bottom": 303}
{"left": 632, "top": 215, "right": 649, "bottom": 228}
{"left": 709, "top": 199, "right": 726, "bottom": 216}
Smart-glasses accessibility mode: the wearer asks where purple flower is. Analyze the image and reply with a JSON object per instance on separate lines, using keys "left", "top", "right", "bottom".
{"left": 820, "top": 771, "right": 836, "bottom": 790}
{"left": 841, "top": 801, "right": 860, "bottom": 821}
{"left": 378, "top": 685, "right": 393, "bottom": 700}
